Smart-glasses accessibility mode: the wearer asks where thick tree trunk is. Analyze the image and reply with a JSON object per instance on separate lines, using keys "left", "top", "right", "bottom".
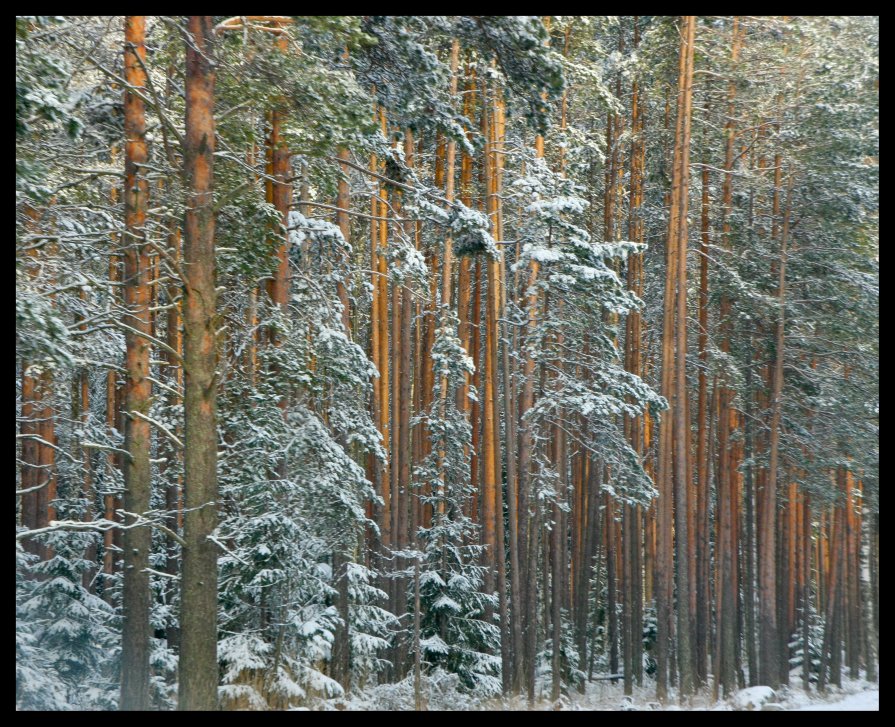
{"left": 264, "top": 37, "right": 292, "bottom": 318}
{"left": 179, "top": 15, "right": 218, "bottom": 711}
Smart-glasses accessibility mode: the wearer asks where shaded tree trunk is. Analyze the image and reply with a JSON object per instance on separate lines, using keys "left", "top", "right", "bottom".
{"left": 178, "top": 15, "right": 218, "bottom": 711}
{"left": 119, "top": 15, "right": 152, "bottom": 710}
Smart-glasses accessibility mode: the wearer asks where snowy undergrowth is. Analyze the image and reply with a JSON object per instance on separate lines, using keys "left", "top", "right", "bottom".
{"left": 311, "top": 670, "right": 488, "bottom": 711}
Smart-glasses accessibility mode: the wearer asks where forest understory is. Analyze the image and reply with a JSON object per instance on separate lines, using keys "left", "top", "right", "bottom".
{"left": 16, "top": 16, "right": 878, "bottom": 711}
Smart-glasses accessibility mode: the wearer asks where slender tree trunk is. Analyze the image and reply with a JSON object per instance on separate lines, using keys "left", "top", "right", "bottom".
{"left": 606, "top": 492, "right": 619, "bottom": 680}
{"left": 498, "top": 104, "right": 525, "bottom": 691}
{"left": 484, "top": 87, "right": 510, "bottom": 692}
{"left": 368, "top": 106, "right": 390, "bottom": 568}
{"left": 871, "top": 511, "right": 878, "bottom": 660}
{"left": 760, "top": 175, "right": 792, "bottom": 688}
{"left": 819, "top": 493, "right": 843, "bottom": 692}
{"left": 744, "top": 356, "right": 758, "bottom": 685}
{"left": 518, "top": 119, "right": 546, "bottom": 698}
{"left": 470, "top": 259, "right": 482, "bottom": 527}
{"left": 331, "top": 144, "right": 353, "bottom": 690}
{"left": 413, "top": 558, "right": 422, "bottom": 710}
{"left": 436, "top": 40, "right": 461, "bottom": 526}
{"left": 695, "top": 163, "right": 711, "bottom": 685}
{"left": 456, "top": 66, "right": 476, "bottom": 426}
{"left": 802, "top": 493, "right": 812, "bottom": 691}
{"left": 336, "top": 147, "right": 352, "bottom": 334}
{"left": 393, "top": 130, "right": 416, "bottom": 678}
{"left": 20, "top": 365, "right": 39, "bottom": 551}
{"left": 714, "top": 16, "right": 743, "bottom": 699}
{"left": 376, "top": 106, "right": 392, "bottom": 609}
{"left": 104, "top": 234, "right": 120, "bottom": 582}
{"left": 845, "top": 469, "right": 860, "bottom": 679}
{"left": 120, "top": 16, "right": 152, "bottom": 710}
{"left": 622, "top": 18, "right": 645, "bottom": 694}
{"left": 19, "top": 208, "right": 58, "bottom": 565}
{"left": 860, "top": 490, "right": 877, "bottom": 681}
{"left": 672, "top": 15, "right": 696, "bottom": 698}
{"left": 162, "top": 220, "right": 183, "bottom": 651}
{"left": 36, "top": 369, "right": 57, "bottom": 554}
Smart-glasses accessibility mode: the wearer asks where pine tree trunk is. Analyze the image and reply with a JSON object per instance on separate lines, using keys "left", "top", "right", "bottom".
{"left": 163, "top": 222, "right": 183, "bottom": 651}
{"left": 622, "top": 18, "right": 645, "bottom": 693}
{"left": 104, "top": 237, "right": 120, "bottom": 582}
{"left": 760, "top": 175, "right": 791, "bottom": 688}
{"left": 120, "top": 16, "right": 152, "bottom": 710}
{"left": 606, "top": 492, "right": 619, "bottom": 681}
{"left": 695, "top": 163, "right": 711, "bottom": 685}
{"left": 860, "top": 488, "right": 877, "bottom": 681}
{"left": 802, "top": 493, "right": 812, "bottom": 691}
{"left": 714, "top": 16, "right": 743, "bottom": 699}
{"left": 744, "top": 357, "right": 758, "bottom": 686}
{"left": 178, "top": 16, "right": 218, "bottom": 711}
{"left": 336, "top": 147, "right": 352, "bottom": 334}
{"left": 672, "top": 15, "right": 696, "bottom": 698}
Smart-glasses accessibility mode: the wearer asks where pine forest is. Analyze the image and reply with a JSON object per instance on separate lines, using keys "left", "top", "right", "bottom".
{"left": 16, "top": 15, "right": 879, "bottom": 711}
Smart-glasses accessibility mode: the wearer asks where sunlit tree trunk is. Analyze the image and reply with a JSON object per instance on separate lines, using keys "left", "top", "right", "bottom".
{"left": 264, "top": 32, "right": 292, "bottom": 321}
{"left": 481, "top": 80, "right": 508, "bottom": 688}
{"left": 672, "top": 15, "right": 696, "bottom": 697}
{"left": 714, "top": 16, "right": 743, "bottom": 700}
{"left": 624, "top": 19, "right": 646, "bottom": 687}
{"left": 657, "top": 14, "right": 696, "bottom": 701}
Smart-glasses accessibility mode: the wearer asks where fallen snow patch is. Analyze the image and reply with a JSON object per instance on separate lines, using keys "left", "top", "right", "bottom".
{"left": 732, "top": 686, "right": 777, "bottom": 711}
{"left": 793, "top": 690, "right": 878, "bottom": 711}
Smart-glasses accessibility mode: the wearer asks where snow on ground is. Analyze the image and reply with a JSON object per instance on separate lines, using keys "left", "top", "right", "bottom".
{"left": 317, "top": 671, "right": 879, "bottom": 711}
{"left": 791, "top": 689, "right": 878, "bottom": 711}
{"left": 548, "top": 681, "right": 879, "bottom": 712}
{"left": 530, "top": 675, "right": 878, "bottom": 712}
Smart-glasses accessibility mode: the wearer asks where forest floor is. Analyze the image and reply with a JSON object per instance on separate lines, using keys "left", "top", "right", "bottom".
{"left": 791, "top": 690, "right": 878, "bottom": 710}
{"left": 549, "top": 674, "right": 880, "bottom": 711}
{"left": 326, "top": 671, "right": 879, "bottom": 711}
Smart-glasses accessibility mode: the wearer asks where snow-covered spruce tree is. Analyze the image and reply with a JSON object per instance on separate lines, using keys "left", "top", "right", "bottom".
{"left": 16, "top": 531, "right": 119, "bottom": 710}
{"left": 16, "top": 19, "right": 129, "bottom": 705}
{"left": 412, "top": 308, "right": 501, "bottom": 695}
{"left": 216, "top": 210, "right": 386, "bottom": 710}
{"left": 508, "top": 149, "right": 665, "bottom": 695}
{"left": 343, "top": 560, "right": 395, "bottom": 690}
{"left": 512, "top": 155, "right": 663, "bottom": 501}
